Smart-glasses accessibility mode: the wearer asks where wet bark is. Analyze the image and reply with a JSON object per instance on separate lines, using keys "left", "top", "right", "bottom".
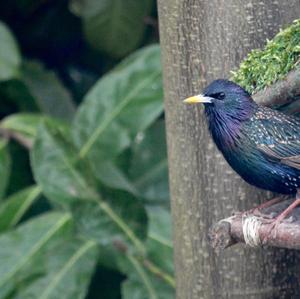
{"left": 157, "top": 1, "right": 300, "bottom": 298}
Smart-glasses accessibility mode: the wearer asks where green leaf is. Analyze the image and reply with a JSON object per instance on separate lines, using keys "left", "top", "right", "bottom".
{"left": 129, "top": 120, "right": 169, "bottom": 204}
{"left": 119, "top": 254, "right": 174, "bottom": 299}
{"left": 122, "top": 207, "right": 175, "bottom": 296}
{"left": 73, "top": 190, "right": 147, "bottom": 247}
{"left": 0, "top": 139, "right": 11, "bottom": 199}
{"left": 1, "top": 113, "right": 68, "bottom": 148}
{"left": 0, "top": 212, "right": 72, "bottom": 297}
{"left": 96, "top": 120, "right": 169, "bottom": 201}
{"left": 72, "top": 45, "right": 163, "bottom": 167}
{"left": 100, "top": 206, "right": 175, "bottom": 298}
{"left": 15, "top": 239, "right": 98, "bottom": 299}
{"left": 146, "top": 207, "right": 173, "bottom": 275}
{"left": 70, "top": 0, "right": 153, "bottom": 58}
{"left": 92, "top": 160, "right": 137, "bottom": 195}
{"left": 0, "top": 21, "right": 21, "bottom": 81}
{"left": 31, "top": 122, "right": 147, "bottom": 254}
{"left": 1, "top": 113, "right": 43, "bottom": 143}
{"left": 117, "top": 207, "right": 175, "bottom": 296}
{"left": 122, "top": 275, "right": 174, "bottom": 299}
{"left": 22, "top": 61, "right": 76, "bottom": 122}
{"left": 31, "top": 122, "right": 97, "bottom": 208}
{"left": 0, "top": 185, "right": 42, "bottom": 233}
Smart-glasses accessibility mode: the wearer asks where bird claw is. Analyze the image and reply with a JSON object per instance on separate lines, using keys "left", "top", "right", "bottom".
{"left": 242, "top": 196, "right": 284, "bottom": 219}
{"left": 251, "top": 208, "right": 275, "bottom": 219}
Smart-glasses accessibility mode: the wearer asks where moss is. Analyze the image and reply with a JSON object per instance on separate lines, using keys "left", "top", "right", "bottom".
{"left": 231, "top": 19, "right": 300, "bottom": 94}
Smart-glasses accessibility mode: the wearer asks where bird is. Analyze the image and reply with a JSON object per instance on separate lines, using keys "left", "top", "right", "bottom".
{"left": 183, "top": 79, "right": 300, "bottom": 232}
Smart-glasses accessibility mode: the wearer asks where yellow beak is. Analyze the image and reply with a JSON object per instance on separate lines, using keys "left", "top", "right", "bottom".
{"left": 183, "top": 94, "right": 213, "bottom": 104}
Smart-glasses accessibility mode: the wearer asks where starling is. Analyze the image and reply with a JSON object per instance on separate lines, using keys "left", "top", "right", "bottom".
{"left": 183, "top": 79, "right": 300, "bottom": 226}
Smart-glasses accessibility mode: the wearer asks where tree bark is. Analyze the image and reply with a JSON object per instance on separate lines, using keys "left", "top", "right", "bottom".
{"left": 157, "top": 1, "right": 300, "bottom": 298}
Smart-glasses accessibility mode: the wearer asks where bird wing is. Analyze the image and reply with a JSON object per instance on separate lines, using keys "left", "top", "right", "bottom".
{"left": 248, "top": 107, "right": 300, "bottom": 170}
{"left": 258, "top": 145, "right": 300, "bottom": 169}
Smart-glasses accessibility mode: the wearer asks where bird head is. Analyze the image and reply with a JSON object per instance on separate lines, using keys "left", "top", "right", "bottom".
{"left": 183, "top": 79, "right": 257, "bottom": 122}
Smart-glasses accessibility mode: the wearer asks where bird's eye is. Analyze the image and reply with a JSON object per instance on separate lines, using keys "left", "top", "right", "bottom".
{"left": 210, "top": 92, "right": 225, "bottom": 100}
{"left": 217, "top": 92, "right": 225, "bottom": 100}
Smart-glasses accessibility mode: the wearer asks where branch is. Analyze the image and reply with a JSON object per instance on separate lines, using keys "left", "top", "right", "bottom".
{"left": 209, "top": 198, "right": 300, "bottom": 250}
{"left": 253, "top": 67, "right": 300, "bottom": 107}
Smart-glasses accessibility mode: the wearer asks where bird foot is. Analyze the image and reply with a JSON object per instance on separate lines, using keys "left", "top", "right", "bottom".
{"left": 241, "top": 196, "right": 283, "bottom": 219}
{"left": 252, "top": 209, "right": 275, "bottom": 219}
{"left": 262, "top": 196, "right": 300, "bottom": 245}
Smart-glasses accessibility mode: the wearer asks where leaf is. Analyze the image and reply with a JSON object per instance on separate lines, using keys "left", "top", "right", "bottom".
{"left": 119, "top": 254, "right": 174, "bottom": 299}
{"left": 31, "top": 122, "right": 147, "bottom": 253}
{"left": 22, "top": 61, "right": 76, "bottom": 122}
{"left": 1, "top": 113, "right": 43, "bottom": 143}
{"left": 0, "top": 113, "right": 67, "bottom": 147}
{"left": 99, "top": 206, "right": 174, "bottom": 299}
{"left": 146, "top": 207, "right": 173, "bottom": 275}
{"left": 0, "top": 185, "right": 42, "bottom": 233}
{"left": 129, "top": 120, "right": 169, "bottom": 204}
{"left": 0, "top": 212, "right": 72, "bottom": 298}
{"left": 0, "top": 21, "right": 21, "bottom": 81}
{"left": 120, "top": 207, "right": 174, "bottom": 299}
{"left": 122, "top": 275, "right": 174, "bottom": 299}
{"left": 92, "top": 160, "right": 137, "bottom": 195}
{"left": 72, "top": 45, "right": 163, "bottom": 167}
{"left": 122, "top": 276, "right": 174, "bottom": 299}
{"left": 117, "top": 207, "right": 174, "bottom": 298}
{"left": 96, "top": 120, "right": 169, "bottom": 201}
{"left": 73, "top": 190, "right": 147, "bottom": 248}
{"left": 15, "top": 239, "right": 98, "bottom": 299}
{"left": 31, "top": 122, "right": 97, "bottom": 208}
{"left": 0, "top": 139, "right": 11, "bottom": 199}
{"left": 70, "top": 0, "right": 153, "bottom": 58}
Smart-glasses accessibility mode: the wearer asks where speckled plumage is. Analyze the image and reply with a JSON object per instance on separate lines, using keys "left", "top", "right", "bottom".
{"left": 202, "top": 80, "right": 300, "bottom": 195}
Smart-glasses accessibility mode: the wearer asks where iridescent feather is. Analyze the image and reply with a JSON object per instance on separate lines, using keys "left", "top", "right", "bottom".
{"left": 202, "top": 80, "right": 300, "bottom": 194}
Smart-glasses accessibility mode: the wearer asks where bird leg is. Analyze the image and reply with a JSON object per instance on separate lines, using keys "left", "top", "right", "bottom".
{"left": 244, "top": 196, "right": 283, "bottom": 218}
{"left": 262, "top": 193, "right": 300, "bottom": 244}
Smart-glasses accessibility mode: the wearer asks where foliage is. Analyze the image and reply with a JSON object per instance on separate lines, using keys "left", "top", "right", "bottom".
{"left": 232, "top": 19, "right": 300, "bottom": 93}
{"left": 70, "top": 0, "right": 153, "bottom": 58}
{"left": 0, "top": 1, "right": 174, "bottom": 299}
{"left": 0, "top": 22, "right": 21, "bottom": 81}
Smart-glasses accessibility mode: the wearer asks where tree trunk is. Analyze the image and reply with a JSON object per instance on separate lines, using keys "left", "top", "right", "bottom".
{"left": 157, "top": 1, "right": 300, "bottom": 298}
